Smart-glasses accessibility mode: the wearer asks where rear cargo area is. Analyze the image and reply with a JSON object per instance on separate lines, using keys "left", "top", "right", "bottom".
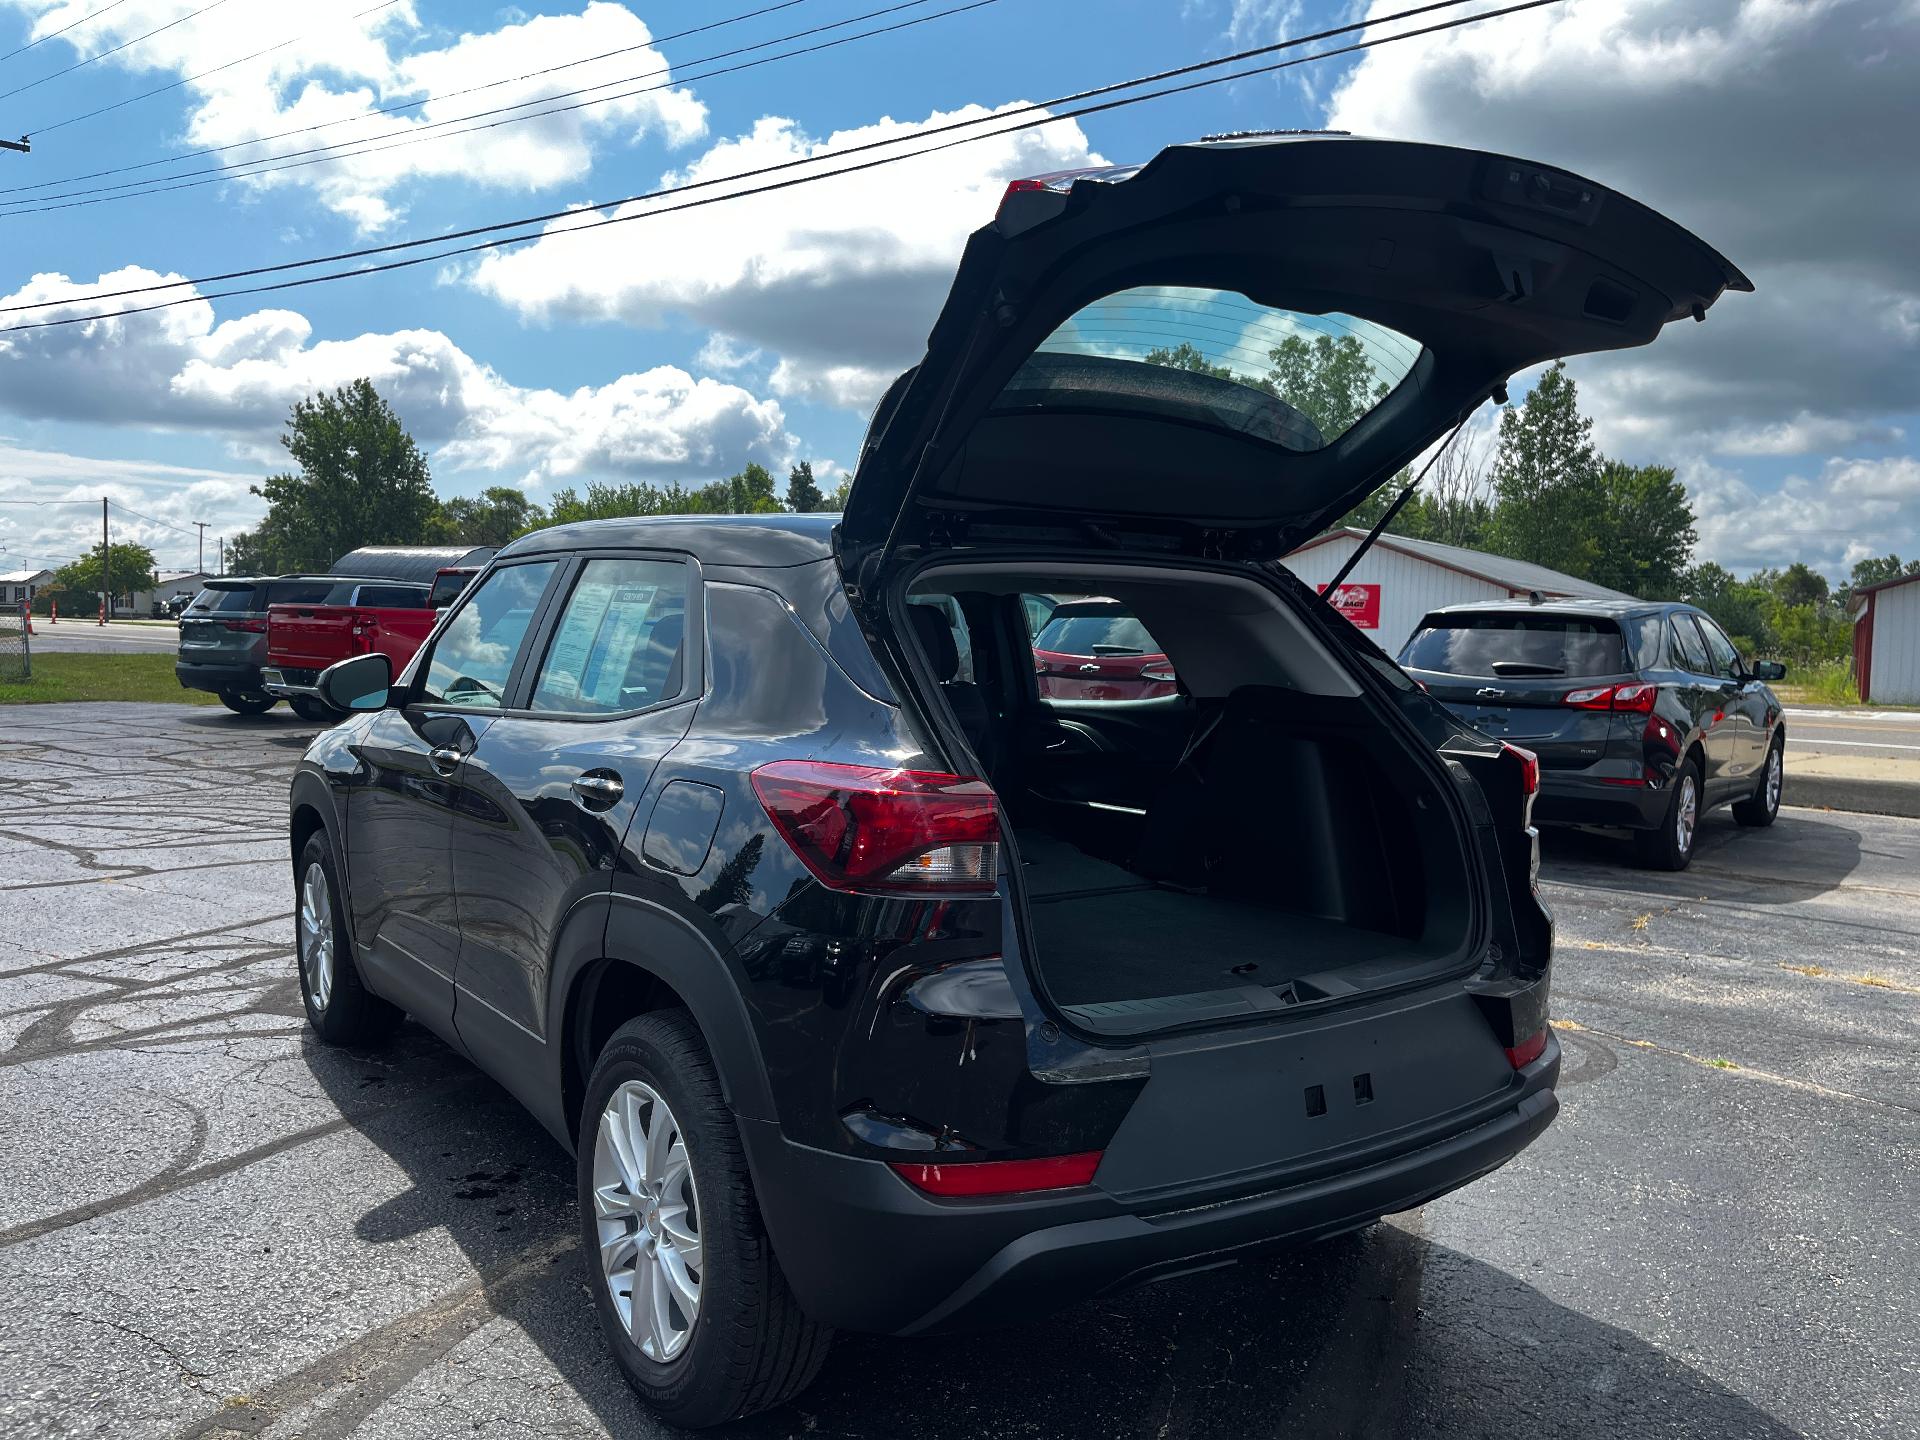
{"left": 902, "top": 564, "right": 1479, "bottom": 1033}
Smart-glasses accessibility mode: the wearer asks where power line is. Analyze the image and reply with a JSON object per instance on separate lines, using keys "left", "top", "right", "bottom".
{"left": 0, "top": 0, "right": 136, "bottom": 68}
{"left": 3, "top": 0, "right": 819, "bottom": 189}
{"left": 0, "top": 0, "right": 245, "bottom": 107}
{"left": 28, "top": 0, "right": 404, "bottom": 139}
{"left": 3, "top": 0, "right": 965, "bottom": 213}
{"left": 0, "top": 0, "right": 1533, "bottom": 325}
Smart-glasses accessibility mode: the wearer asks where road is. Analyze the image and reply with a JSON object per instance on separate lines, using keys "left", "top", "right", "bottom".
{"left": 1, "top": 702, "right": 1915, "bottom": 1439}
{"left": 27, "top": 618, "right": 185, "bottom": 653}
{"left": 1784, "top": 706, "right": 1920, "bottom": 764}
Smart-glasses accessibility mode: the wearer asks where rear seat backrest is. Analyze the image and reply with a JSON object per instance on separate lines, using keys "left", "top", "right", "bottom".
{"left": 907, "top": 603, "right": 999, "bottom": 779}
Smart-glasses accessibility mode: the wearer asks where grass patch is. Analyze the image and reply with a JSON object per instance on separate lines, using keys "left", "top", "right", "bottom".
{"left": 1856, "top": 973, "right": 1894, "bottom": 988}
{"left": 1708, "top": 1058, "right": 1739, "bottom": 1070}
{"left": 0, "top": 651, "right": 217, "bottom": 705}
{"left": 1782, "top": 963, "right": 1830, "bottom": 977}
{"left": 1776, "top": 659, "right": 1860, "bottom": 706}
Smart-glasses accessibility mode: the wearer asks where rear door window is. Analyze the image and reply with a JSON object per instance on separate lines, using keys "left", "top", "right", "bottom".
{"left": 1670, "top": 616, "right": 1713, "bottom": 675}
{"left": 530, "top": 559, "right": 690, "bottom": 715}
{"left": 1400, "top": 614, "right": 1627, "bottom": 678}
{"left": 420, "top": 561, "right": 559, "bottom": 709}
{"left": 264, "top": 579, "right": 333, "bottom": 606}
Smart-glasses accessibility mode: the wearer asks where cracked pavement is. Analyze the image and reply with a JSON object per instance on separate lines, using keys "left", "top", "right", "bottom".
{"left": 2, "top": 701, "right": 1916, "bottom": 1438}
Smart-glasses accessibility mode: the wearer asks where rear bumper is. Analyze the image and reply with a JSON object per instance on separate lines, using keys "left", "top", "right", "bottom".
{"left": 1534, "top": 771, "right": 1669, "bottom": 829}
{"left": 175, "top": 660, "right": 262, "bottom": 695}
{"left": 260, "top": 666, "right": 322, "bottom": 698}
{"left": 742, "top": 1035, "right": 1560, "bottom": 1336}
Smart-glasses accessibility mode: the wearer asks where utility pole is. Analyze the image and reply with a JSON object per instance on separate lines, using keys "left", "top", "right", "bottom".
{"left": 0, "top": 137, "right": 27, "bottom": 155}
{"left": 195, "top": 521, "right": 208, "bottom": 576}
{"left": 218, "top": 537, "right": 225, "bottom": 575}
{"left": 101, "top": 497, "right": 110, "bottom": 625}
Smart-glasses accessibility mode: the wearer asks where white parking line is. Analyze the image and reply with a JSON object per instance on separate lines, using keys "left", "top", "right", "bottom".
{"left": 1785, "top": 737, "right": 1920, "bottom": 751}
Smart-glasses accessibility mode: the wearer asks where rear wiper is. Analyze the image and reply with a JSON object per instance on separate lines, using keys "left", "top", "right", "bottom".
{"left": 1090, "top": 644, "right": 1145, "bottom": 656}
{"left": 1489, "top": 662, "right": 1565, "bottom": 676}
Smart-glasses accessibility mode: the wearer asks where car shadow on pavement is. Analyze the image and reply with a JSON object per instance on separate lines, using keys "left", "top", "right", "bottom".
{"left": 1541, "top": 808, "right": 1864, "bottom": 903}
{"left": 301, "top": 1029, "right": 1805, "bottom": 1440}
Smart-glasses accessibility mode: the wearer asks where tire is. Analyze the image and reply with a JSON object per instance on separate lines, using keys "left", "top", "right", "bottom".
{"left": 290, "top": 696, "right": 339, "bottom": 724}
{"left": 1733, "top": 738, "right": 1784, "bottom": 827}
{"left": 579, "top": 1012, "right": 832, "bottom": 1428}
{"left": 218, "top": 690, "right": 276, "bottom": 715}
{"left": 1635, "top": 759, "right": 1702, "bottom": 871}
{"left": 295, "top": 833, "right": 401, "bottom": 1045}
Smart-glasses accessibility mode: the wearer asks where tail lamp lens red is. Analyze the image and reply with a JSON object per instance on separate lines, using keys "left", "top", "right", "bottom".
{"left": 221, "top": 618, "right": 268, "bottom": 633}
{"left": 1501, "top": 742, "right": 1540, "bottom": 797}
{"left": 1564, "top": 682, "right": 1656, "bottom": 714}
{"left": 1505, "top": 1026, "right": 1550, "bottom": 1069}
{"left": 750, "top": 760, "right": 999, "bottom": 894}
{"left": 890, "top": 1151, "right": 1103, "bottom": 1198}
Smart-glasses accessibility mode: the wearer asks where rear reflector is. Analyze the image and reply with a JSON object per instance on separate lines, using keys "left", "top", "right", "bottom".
{"left": 1505, "top": 1027, "right": 1550, "bottom": 1069}
{"left": 750, "top": 760, "right": 999, "bottom": 895}
{"left": 890, "top": 1151, "right": 1103, "bottom": 1198}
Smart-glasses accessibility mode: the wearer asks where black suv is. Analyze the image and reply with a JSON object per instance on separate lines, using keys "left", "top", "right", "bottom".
{"left": 1399, "top": 601, "right": 1787, "bottom": 869}
{"left": 287, "top": 136, "right": 1745, "bottom": 1424}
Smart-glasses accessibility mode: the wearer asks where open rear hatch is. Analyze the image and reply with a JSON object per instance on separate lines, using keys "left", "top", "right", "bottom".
{"left": 839, "top": 133, "right": 1747, "bottom": 577}
{"left": 839, "top": 133, "right": 1743, "bottom": 1039}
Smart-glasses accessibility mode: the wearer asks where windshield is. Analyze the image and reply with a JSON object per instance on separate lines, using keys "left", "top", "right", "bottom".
{"left": 191, "top": 585, "right": 263, "bottom": 615}
{"left": 1000, "top": 286, "right": 1423, "bottom": 452}
{"left": 1401, "top": 614, "right": 1627, "bottom": 678}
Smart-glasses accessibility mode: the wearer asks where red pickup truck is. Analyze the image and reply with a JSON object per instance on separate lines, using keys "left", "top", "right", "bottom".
{"left": 262, "top": 567, "right": 480, "bottom": 720}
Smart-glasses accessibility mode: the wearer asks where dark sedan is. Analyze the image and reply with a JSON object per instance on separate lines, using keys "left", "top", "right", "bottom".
{"left": 1399, "top": 600, "right": 1787, "bottom": 869}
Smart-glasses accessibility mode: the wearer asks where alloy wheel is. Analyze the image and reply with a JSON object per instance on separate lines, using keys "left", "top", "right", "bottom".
{"left": 593, "top": 1080, "right": 703, "bottom": 1363}
{"left": 1766, "top": 747, "right": 1782, "bottom": 812}
{"left": 1676, "top": 774, "right": 1698, "bottom": 855}
{"left": 298, "top": 861, "right": 335, "bottom": 1010}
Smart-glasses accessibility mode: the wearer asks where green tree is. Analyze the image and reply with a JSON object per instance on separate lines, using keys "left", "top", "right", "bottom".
{"left": 1768, "top": 561, "right": 1829, "bottom": 609}
{"left": 1263, "top": 333, "right": 1389, "bottom": 442}
{"left": 431, "top": 486, "right": 547, "bottom": 546}
{"left": 51, "top": 541, "right": 158, "bottom": 600}
{"left": 1142, "top": 341, "right": 1238, "bottom": 383}
{"left": 1589, "top": 462, "right": 1696, "bottom": 598}
{"left": 1849, "top": 554, "right": 1920, "bottom": 590}
{"left": 1682, "top": 564, "right": 1777, "bottom": 656}
{"left": 725, "top": 462, "right": 781, "bottom": 513}
{"left": 244, "top": 379, "right": 437, "bottom": 571}
{"left": 784, "top": 461, "right": 827, "bottom": 513}
{"left": 1485, "top": 362, "right": 1604, "bottom": 578}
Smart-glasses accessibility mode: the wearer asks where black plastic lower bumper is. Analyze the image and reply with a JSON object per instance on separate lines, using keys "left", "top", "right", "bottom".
{"left": 741, "top": 1037, "right": 1560, "bottom": 1336}
{"left": 175, "top": 661, "right": 262, "bottom": 695}
{"left": 1534, "top": 773, "right": 1668, "bottom": 829}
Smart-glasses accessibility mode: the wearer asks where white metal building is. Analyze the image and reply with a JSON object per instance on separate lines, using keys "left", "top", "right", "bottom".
{"left": 1280, "top": 528, "right": 1638, "bottom": 658}
{"left": 1852, "top": 571, "right": 1920, "bottom": 705}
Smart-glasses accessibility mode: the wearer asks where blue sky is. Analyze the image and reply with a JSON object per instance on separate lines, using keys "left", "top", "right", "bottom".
{"left": 0, "top": 0, "right": 1914, "bottom": 583}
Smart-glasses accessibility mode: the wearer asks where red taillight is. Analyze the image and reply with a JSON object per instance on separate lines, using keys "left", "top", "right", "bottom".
{"left": 1502, "top": 742, "right": 1539, "bottom": 797}
{"left": 1563, "top": 685, "right": 1613, "bottom": 709}
{"left": 750, "top": 760, "right": 999, "bottom": 894}
{"left": 1504, "top": 1026, "right": 1550, "bottom": 1069}
{"left": 1563, "top": 682, "right": 1657, "bottom": 714}
{"left": 1611, "top": 682, "right": 1658, "bottom": 714}
{"left": 221, "top": 618, "right": 267, "bottom": 633}
{"left": 890, "top": 1151, "right": 1102, "bottom": 1198}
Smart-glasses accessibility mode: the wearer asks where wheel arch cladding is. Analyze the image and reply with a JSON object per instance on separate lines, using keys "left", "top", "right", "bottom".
{"left": 553, "top": 894, "right": 780, "bottom": 1145}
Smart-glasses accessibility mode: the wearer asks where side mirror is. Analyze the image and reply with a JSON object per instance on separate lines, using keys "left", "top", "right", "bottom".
{"left": 317, "top": 652, "right": 394, "bottom": 712}
{"left": 1751, "top": 660, "right": 1787, "bottom": 682}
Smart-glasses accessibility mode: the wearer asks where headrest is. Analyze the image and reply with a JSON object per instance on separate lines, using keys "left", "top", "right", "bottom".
{"left": 908, "top": 603, "right": 960, "bottom": 681}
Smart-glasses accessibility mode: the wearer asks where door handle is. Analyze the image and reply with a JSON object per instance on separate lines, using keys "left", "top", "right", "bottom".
{"left": 571, "top": 771, "right": 625, "bottom": 809}
{"left": 428, "top": 745, "right": 464, "bottom": 775}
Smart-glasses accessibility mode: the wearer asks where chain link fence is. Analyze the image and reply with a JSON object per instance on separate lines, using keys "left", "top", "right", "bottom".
{"left": 0, "top": 601, "right": 30, "bottom": 682}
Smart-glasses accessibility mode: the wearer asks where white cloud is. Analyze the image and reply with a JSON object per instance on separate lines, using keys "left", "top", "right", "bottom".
{"left": 0, "top": 267, "right": 800, "bottom": 489}
{"left": 3, "top": 1, "right": 706, "bottom": 231}
{"left": 1325, "top": 0, "right": 1920, "bottom": 459}
{"left": 1685, "top": 455, "right": 1920, "bottom": 578}
{"left": 465, "top": 104, "right": 1103, "bottom": 406}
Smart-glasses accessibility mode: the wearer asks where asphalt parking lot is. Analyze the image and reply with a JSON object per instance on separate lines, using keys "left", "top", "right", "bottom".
{"left": 3, "top": 702, "right": 1916, "bottom": 1440}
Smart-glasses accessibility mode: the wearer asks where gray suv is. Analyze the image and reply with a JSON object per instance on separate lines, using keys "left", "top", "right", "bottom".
{"left": 175, "top": 576, "right": 332, "bottom": 713}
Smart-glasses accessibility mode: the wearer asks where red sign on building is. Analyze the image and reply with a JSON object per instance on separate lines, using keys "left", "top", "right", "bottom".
{"left": 1317, "top": 582, "right": 1381, "bottom": 628}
